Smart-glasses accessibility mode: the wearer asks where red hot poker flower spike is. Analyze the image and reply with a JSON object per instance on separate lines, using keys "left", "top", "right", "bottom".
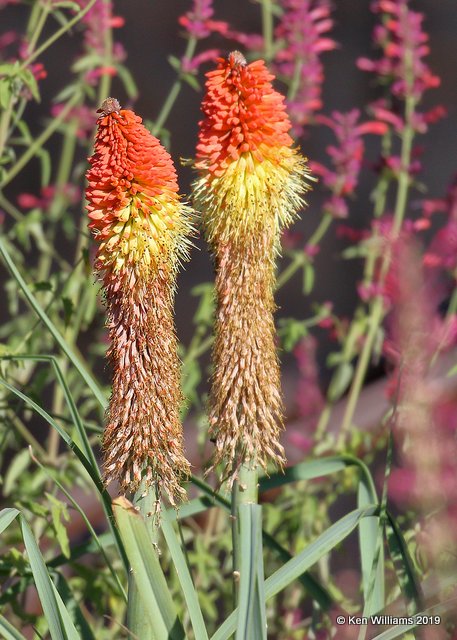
{"left": 193, "top": 53, "right": 314, "bottom": 482}
{"left": 86, "top": 98, "right": 192, "bottom": 506}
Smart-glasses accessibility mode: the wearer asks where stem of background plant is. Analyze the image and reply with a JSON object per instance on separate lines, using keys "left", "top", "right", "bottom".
{"left": 0, "top": 90, "right": 82, "bottom": 189}
{"left": 19, "top": 0, "right": 99, "bottom": 71}
{"left": 151, "top": 36, "right": 197, "bottom": 136}
{"left": 26, "top": 0, "right": 52, "bottom": 54}
{"left": 232, "top": 463, "right": 259, "bottom": 600}
{"left": 276, "top": 213, "right": 332, "bottom": 290}
{"left": 127, "top": 478, "right": 159, "bottom": 639}
{"left": 97, "top": 0, "right": 114, "bottom": 107}
{"left": 0, "top": 100, "right": 14, "bottom": 165}
{"left": 0, "top": 1, "right": 53, "bottom": 163}
{"left": 337, "top": 95, "right": 416, "bottom": 446}
{"left": 287, "top": 57, "right": 303, "bottom": 102}
{"left": 0, "top": 236, "right": 107, "bottom": 409}
{"left": 261, "top": 0, "right": 274, "bottom": 62}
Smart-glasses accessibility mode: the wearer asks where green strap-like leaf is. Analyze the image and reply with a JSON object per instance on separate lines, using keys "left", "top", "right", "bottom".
{"left": 385, "top": 511, "right": 423, "bottom": 613}
{"left": 20, "top": 516, "right": 80, "bottom": 640}
{"left": 113, "top": 496, "right": 185, "bottom": 640}
{"left": 0, "top": 508, "right": 20, "bottom": 534}
{"left": 0, "top": 615, "right": 28, "bottom": 640}
{"left": 161, "top": 512, "right": 209, "bottom": 640}
{"left": 358, "top": 481, "right": 384, "bottom": 617}
{"left": 259, "top": 454, "right": 377, "bottom": 494}
{"left": 0, "top": 378, "right": 128, "bottom": 574}
{"left": 212, "top": 505, "right": 377, "bottom": 640}
{"left": 0, "top": 236, "right": 106, "bottom": 409}
{"left": 191, "top": 475, "right": 333, "bottom": 611}
{"left": 236, "top": 504, "right": 266, "bottom": 640}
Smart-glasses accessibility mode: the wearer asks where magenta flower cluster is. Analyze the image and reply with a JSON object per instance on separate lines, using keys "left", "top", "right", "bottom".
{"left": 357, "top": 0, "right": 440, "bottom": 100}
{"left": 274, "top": 0, "right": 336, "bottom": 135}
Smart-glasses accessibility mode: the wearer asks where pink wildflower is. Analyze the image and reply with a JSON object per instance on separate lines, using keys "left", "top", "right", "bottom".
{"left": 181, "top": 49, "right": 220, "bottom": 73}
{"left": 179, "top": 0, "right": 226, "bottom": 39}
{"left": 357, "top": 0, "right": 440, "bottom": 101}
{"left": 310, "top": 110, "right": 387, "bottom": 218}
{"left": 51, "top": 103, "right": 95, "bottom": 139}
{"left": 385, "top": 241, "right": 457, "bottom": 571}
{"left": 274, "top": 0, "right": 336, "bottom": 135}
{"left": 423, "top": 175, "right": 457, "bottom": 273}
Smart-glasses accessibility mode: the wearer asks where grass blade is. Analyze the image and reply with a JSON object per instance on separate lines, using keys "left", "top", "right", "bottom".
{"left": 192, "top": 475, "right": 333, "bottom": 612}
{"left": 259, "top": 457, "right": 349, "bottom": 490}
{"left": 31, "top": 451, "right": 127, "bottom": 602}
{"left": 265, "top": 505, "right": 377, "bottom": 599}
{"left": 385, "top": 510, "right": 423, "bottom": 614}
{"left": 20, "top": 515, "right": 80, "bottom": 640}
{"left": 161, "top": 512, "right": 209, "bottom": 640}
{"left": 0, "top": 378, "right": 128, "bottom": 574}
{"left": 259, "top": 455, "right": 377, "bottom": 495}
{"left": 113, "top": 496, "right": 185, "bottom": 640}
{"left": 236, "top": 504, "right": 266, "bottom": 640}
{"left": 0, "top": 237, "right": 106, "bottom": 409}
{"left": 0, "top": 508, "right": 20, "bottom": 533}
{"left": 358, "top": 480, "right": 384, "bottom": 616}
{"left": 0, "top": 615, "right": 28, "bottom": 640}
{"left": 212, "top": 506, "right": 377, "bottom": 640}
{"left": 0, "top": 354, "right": 100, "bottom": 474}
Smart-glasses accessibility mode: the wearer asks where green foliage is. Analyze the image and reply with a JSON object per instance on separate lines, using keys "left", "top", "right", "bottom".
{"left": 0, "top": 1, "right": 455, "bottom": 638}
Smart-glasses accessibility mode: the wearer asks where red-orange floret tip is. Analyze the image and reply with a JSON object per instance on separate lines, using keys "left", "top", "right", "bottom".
{"left": 86, "top": 100, "right": 189, "bottom": 279}
{"left": 196, "top": 52, "right": 295, "bottom": 176}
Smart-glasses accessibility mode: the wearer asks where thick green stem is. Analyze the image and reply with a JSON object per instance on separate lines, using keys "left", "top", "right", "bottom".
{"left": 232, "top": 465, "right": 258, "bottom": 602}
{"left": 233, "top": 463, "right": 266, "bottom": 639}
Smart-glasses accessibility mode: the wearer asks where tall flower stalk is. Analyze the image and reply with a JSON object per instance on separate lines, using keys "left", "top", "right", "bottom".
{"left": 193, "top": 52, "right": 312, "bottom": 626}
{"left": 193, "top": 51, "right": 313, "bottom": 483}
{"left": 86, "top": 97, "right": 192, "bottom": 507}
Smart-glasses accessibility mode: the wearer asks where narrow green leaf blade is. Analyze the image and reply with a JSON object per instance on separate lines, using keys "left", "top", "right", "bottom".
{"left": 161, "top": 512, "right": 209, "bottom": 640}
{"left": 20, "top": 515, "right": 79, "bottom": 640}
{"left": 358, "top": 481, "right": 384, "bottom": 616}
{"left": 0, "top": 614, "right": 28, "bottom": 640}
{"left": 113, "top": 496, "right": 185, "bottom": 640}
{"left": 265, "top": 505, "right": 377, "bottom": 600}
{"left": 0, "top": 237, "right": 106, "bottom": 409}
{"left": 236, "top": 505, "right": 266, "bottom": 640}
{"left": 192, "top": 475, "right": 334, "bottom": 611}
{"left": 385, "top": 511, "right": 423, "bottom": 614}
{"left": 0, "top": 508, "right": 20, "bottom": 533}
{"left": 212, "top": 506, "right": 377, "bottom": 640}
{"left": 259, "top": 457, "right": 349, "bottom": 491}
